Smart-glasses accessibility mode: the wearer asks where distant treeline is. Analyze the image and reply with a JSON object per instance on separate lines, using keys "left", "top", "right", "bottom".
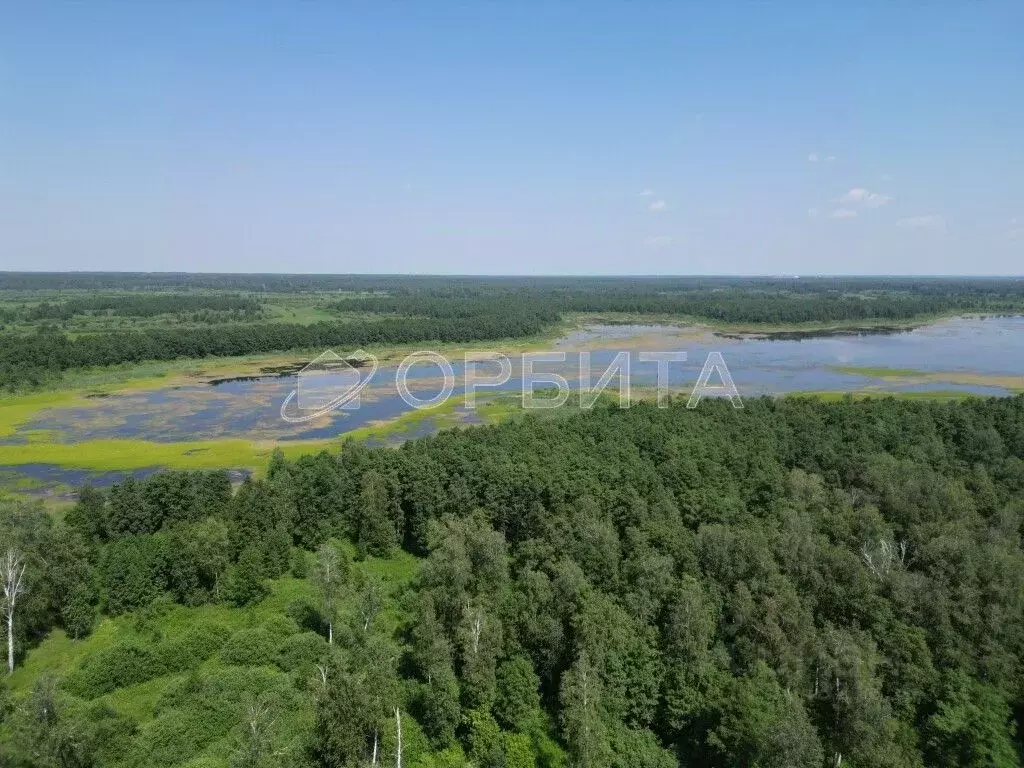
{"left": 329, "top": 289, "right": 1016, "bottom": 325}
{"left": 21, "top": 293, "right": 264, "bottom": 321}
{"left": 0, "top": 311, "right": 554, "bottom": 390}
{"left": 3, "top": 272, "right": 1024, "bottom": 296}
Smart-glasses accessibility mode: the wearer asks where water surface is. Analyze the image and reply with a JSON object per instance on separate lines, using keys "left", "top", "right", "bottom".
{"left": 5, "top": 316, "right": 1022, "bottom": 446}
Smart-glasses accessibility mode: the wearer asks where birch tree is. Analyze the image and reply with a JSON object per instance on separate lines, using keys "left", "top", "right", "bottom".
{"left": 231, "top": 695, "right": 283, "bottom": 768}
{"left": 393, "top": 707, "right": 402, "bottom": 768}
{"left": 313, "top": 543, "right": 347, "bottom": 645}
{"left": 460, "top": 601, "right": 501, "bottom": 710}
{"left": 560, "top": 651, "right": 610, "bottom": 768}
{"left": 355, "top": 571, "right": 383, "bottom": 635}
{"left": 2, "top": 548, "right": 27, "bottom": 674}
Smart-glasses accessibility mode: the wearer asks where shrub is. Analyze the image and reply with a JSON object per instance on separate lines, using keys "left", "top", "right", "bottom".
{"left": 505, "top": 733, "right": 538, "bottom": 768}
{"left": 225, "top": 547, "right": 269, "bottom": 606}
{"left": 415, "top": 746, "right": 470, "bottom": 768}
{"left": 291, "top": 548, "right": 309, "bottom": 578}
{"left": 157, "top": 622, "right": 233, "bottom": 672}
{"left": 276, "top": 631, "right": 329, "bottom": 676}
{"left": 260, "top": 613, "right": 300, "bottom": 639}
{"left": 139, "top": 667, "right": 294, "bottom": 766}
{"left": 83, "top": 702, "right": 139, "bottom": 764}
{"left": 219, "top": 628, "right": 278, "bottom": 667}
{"left": 157, "top": 666, "right": 288, "bottom": 714}
{"left": 181, "top": 759, "right": 224, "bottom": 768}
{"left": 134, "top": 707, "right": 223, "bottom": 767}
{"left": 285, "top": 596, "right": 326, "bottom": 634}
{"left": 66, "top": 643, "right": 167, "bottom": 698}
{"left": 61, "top": 582, "right": 97, "bottom": 639}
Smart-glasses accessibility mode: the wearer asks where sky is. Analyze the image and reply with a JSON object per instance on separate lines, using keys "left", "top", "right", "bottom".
{"left": 1, "top": 2, "right": 1022, "bottom": 275}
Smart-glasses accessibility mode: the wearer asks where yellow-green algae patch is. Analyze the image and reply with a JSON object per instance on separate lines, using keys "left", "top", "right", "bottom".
{"left": 0, "top": 390, "right": 87, "bottom": 439}
{"left": 827, "top": 365, "right": 1024, "bottom": 393}
{"left": 0, "top": 392, "right": 496, "bottom": 476}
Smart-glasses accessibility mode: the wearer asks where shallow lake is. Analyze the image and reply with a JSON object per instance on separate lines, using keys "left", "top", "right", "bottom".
{"left": 5, "top": 316, "right": 1023, "bottom": 447}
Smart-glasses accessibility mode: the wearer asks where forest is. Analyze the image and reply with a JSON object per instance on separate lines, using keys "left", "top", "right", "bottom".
{"left": 0, "top": 311, "right": 554, "bottom": 390}
{"left": 2, "top": 394, "right": 1023, "bottom": 767}
{"left": 328, "top": 287, "right": 1008, "bottom": 325}
{"left": 3, "top": 273, "right": 1024, "bottom": 297}
{"left": 18, "top": 295, "right": 265, "bottom": 323}
{"left": 2, "top": 275, "right": 1024, "bottom": 392}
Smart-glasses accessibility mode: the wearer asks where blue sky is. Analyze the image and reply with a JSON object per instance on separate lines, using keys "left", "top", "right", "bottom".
{"left": 2, "top": 2, "right": 1022, "bottom": 275}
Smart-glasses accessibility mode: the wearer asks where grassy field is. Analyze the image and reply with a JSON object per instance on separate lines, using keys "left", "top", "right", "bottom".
{"left": 0, "top": 436, "right": 308, "bottom": 473}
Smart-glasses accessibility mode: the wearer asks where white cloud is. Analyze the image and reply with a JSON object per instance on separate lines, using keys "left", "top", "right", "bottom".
{"left": 639, "top": 188, "right": 654, "bottom": 197}
{"left": 808, "top": 207, "right": 820, "bottom": 218}
{"left": 644, "top": 235, "right": 674, "bottom": 246}
{"left": 825, "top": 155, "right": 836, "bottom": 162}
{"left": 649, "top": 200, "right": 668, "bottom": 212}
{"left": 838, "top": 187, "right": 892, "bottom": 208}
{"left": 808, "top": 152, "right": 819, "bottom": 162}
{"left": 897, "top": 214, "right": 946, "bottom": 233}
{"left": 829, "top": 208, "right": 858, "bottom": 219}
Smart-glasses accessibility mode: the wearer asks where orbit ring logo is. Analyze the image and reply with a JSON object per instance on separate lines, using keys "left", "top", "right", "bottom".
{"left": 279, "top": 349, "right": 379, "bottom": 423}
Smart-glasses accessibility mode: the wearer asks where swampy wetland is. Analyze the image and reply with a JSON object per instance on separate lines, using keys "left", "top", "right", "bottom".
{"left": 2, "top": 287, "right": 1021, "bottom": 499}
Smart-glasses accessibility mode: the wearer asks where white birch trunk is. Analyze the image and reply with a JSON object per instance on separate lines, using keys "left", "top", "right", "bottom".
{"left": 2, "top": 550, "right": 26, "bottom": 675}
{"left": 394, "top": 707, "right": 402, "bottom": 768}
{"left": 6, "top": 611, "right": 12, "bottom": 675}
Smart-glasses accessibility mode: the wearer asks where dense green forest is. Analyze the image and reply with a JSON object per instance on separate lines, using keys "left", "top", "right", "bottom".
{"left": 18, "top": 295, "right": 265, "bottom": 323}
{"left": 0, "top": 311, "right": 555, "bottom": 390}
{"left": 328, "top": 287, "right": 1009, "bottom": 325}
{"left": 3, "top": 394, "right": 1023, "bottom": 766}
{"left": 2, "top": 274, "right": 1023, "bottom": 391}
